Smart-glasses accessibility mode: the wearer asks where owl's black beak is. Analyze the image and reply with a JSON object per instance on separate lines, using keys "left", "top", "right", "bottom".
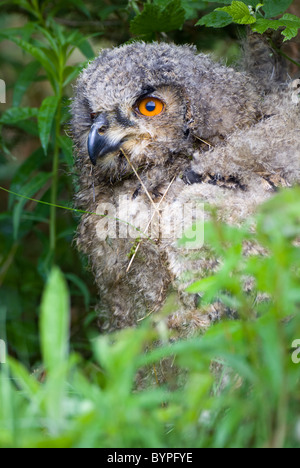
{"left": 88, "top": 114, "right": 121, "bottom": 165}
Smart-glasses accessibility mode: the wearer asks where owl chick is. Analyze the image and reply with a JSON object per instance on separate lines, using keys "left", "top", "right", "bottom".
{"left": 71, "top": 42, "right": 300, "bottom": 333}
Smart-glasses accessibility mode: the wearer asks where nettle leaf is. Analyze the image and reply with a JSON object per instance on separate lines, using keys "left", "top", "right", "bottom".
{"left": 262, "top": 0, "right": 293, "bottom": 18}
{"left": 251, "top": 14, "right": 300, "bottom": 42}
{"left": 38, "top": 95, "right": 59, "bottom": 155}
{"left": 217, "top": 1, "right": 256, "bottom": 25}
{"left": 130, "top": 0, "right": 185, "bottom": 35}
{"left": 196, "top": 10, "right": 233, "bottom": 28}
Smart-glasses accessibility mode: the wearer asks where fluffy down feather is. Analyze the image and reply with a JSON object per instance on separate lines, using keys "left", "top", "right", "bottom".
{"left": 71, "top": 42, "right": 300, "bottom": 333}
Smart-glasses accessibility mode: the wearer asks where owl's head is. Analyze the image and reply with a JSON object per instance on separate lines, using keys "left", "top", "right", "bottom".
{"left": 72, "top": 42, "right": 261, "bottom": 178}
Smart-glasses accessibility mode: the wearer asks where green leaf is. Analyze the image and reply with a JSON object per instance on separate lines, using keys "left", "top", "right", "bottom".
{"left": 262, "top": 0, "right": 293, "bottom": 18}
{"left": 201, "top": 0, "right": 294, "bottom": 24}
{"left": 186, "top": 275, "right": 218, "bottom": 294}
{"left": 278, "top": 13, "right": 300, "bottom": 42}
{"left": 9, "top": 148, "right": 45, "bottom": 209}
{"left": 77, "top": 39, "right": 95, "bottom": 60}
{"left": 35, "top": 25, "right": 60, "bottom": 57}
{"left": 13, "top": 119, "right": 39, "bottom": 137}
{"left": 256, "top": 187, "right": 300, "bottom": 242}
{"left": 65, "top": 273, "right": 90, "bottom": 310}
{"left": 251, "top": 14, "right": 300, "bottom": 41}
{"left": 8, "top": 357, "right": 40, "bottom": 399}
{"left": 38, "top": 95, "right": 59, "bottom": 155}
{"left": 98, "top": 4, "right": 125, "bottom": 20}
{"left": 0, "top": 34, "right": 57, "bottom": 87}
{"left": 180, "top": 1, "right": 208, "bottom": 20}
{"left": 0, "top": 107, "right": 38, "bottom": 125}
{"left": 196, "top": 10, "right": 233, "bottom": 28}
{"left": 0, "top": 24, "right": 35, "bottom": 42}
{"left": 204, "top": 0, "right": 234, "bottom": 3}
{"left": 257, "top": 316, "right": 284, "bottom": 393}
{"left": 40, "top": 267, "right": 70, "bottom": 432}
{"left": 72, "top": 0, "right": 92, "bottom": 17}
{"left": 12, "top": 61, "right": 41, "bottom": 107}
{"left": 63, "top": 65, "right": 82, "bottom": 87}
{"left": 58, "top": 135, "right": 74, "bottom": 169}
{"left": 51, "top": 0, "right": 92, "bottom": 18}
{"left": 130, "top": 0, "right": 186, "bottom": 35}
{"left": 40, "top": 267, "right": 70, "bottom": 373}
{"left": 0, "top": 0, "right": 36, "bottom": 15}
{"left": 12, "top": 171, "right": 52, "bottom": 240}
{"left": 217, "top": 1, "right": 256, "bottom": 25}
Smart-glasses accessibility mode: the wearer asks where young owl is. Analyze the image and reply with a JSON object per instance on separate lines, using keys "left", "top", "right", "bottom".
{"left": 71, "top": 41, "right": 300, "bottom": 334}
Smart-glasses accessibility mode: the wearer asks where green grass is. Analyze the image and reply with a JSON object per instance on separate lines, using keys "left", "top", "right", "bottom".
{"left": 1, "top": 188, "right": 300, "bottom": 448}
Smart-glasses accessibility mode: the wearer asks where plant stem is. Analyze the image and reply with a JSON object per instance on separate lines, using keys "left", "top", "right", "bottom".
{"left": 50, "top": 88, "right": 62, "bottom": 259}
{"left": 270, "top": 40, "right": 300, "bottom": 69}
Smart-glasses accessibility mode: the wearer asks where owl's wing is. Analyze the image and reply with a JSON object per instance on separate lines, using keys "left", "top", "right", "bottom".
{"left": 189, "top": 83, "right": 300, "bottom": 194}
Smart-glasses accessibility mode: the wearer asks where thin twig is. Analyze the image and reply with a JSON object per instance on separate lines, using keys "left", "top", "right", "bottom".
{"left": 126, "top": 175, "right": 176, "bottom": 273}
{"left": 152, "top": 364, "right": 160, "bottom": 386}
{"left": 192, "top": 134, "right": 214, "bottom": 147}
{"left": 137, "top": 307, "right": 157, "bottom": 322}
{"left": 121, "top": 148, "right": 160, "bottom": 214}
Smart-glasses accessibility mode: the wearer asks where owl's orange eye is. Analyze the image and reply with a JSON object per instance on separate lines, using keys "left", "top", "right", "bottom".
{"left": 136, "top": 97, "right": 164, "bottom": 117}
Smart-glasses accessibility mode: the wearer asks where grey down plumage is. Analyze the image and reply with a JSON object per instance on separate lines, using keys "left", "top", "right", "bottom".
{"left": 71, "top": 41, "right": 300, "bottom": 333}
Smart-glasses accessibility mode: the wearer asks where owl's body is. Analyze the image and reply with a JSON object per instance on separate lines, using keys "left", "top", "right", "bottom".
{"left": 72, "top": 42, "right": 300, "bottom": 333}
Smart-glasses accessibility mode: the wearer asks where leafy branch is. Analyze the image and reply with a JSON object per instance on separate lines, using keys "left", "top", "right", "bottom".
{"left": 197, "top": 1, "right": 300, "bottom": 46}
{"left": 0, "top": 3, "right": 94, "bottom": 265}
